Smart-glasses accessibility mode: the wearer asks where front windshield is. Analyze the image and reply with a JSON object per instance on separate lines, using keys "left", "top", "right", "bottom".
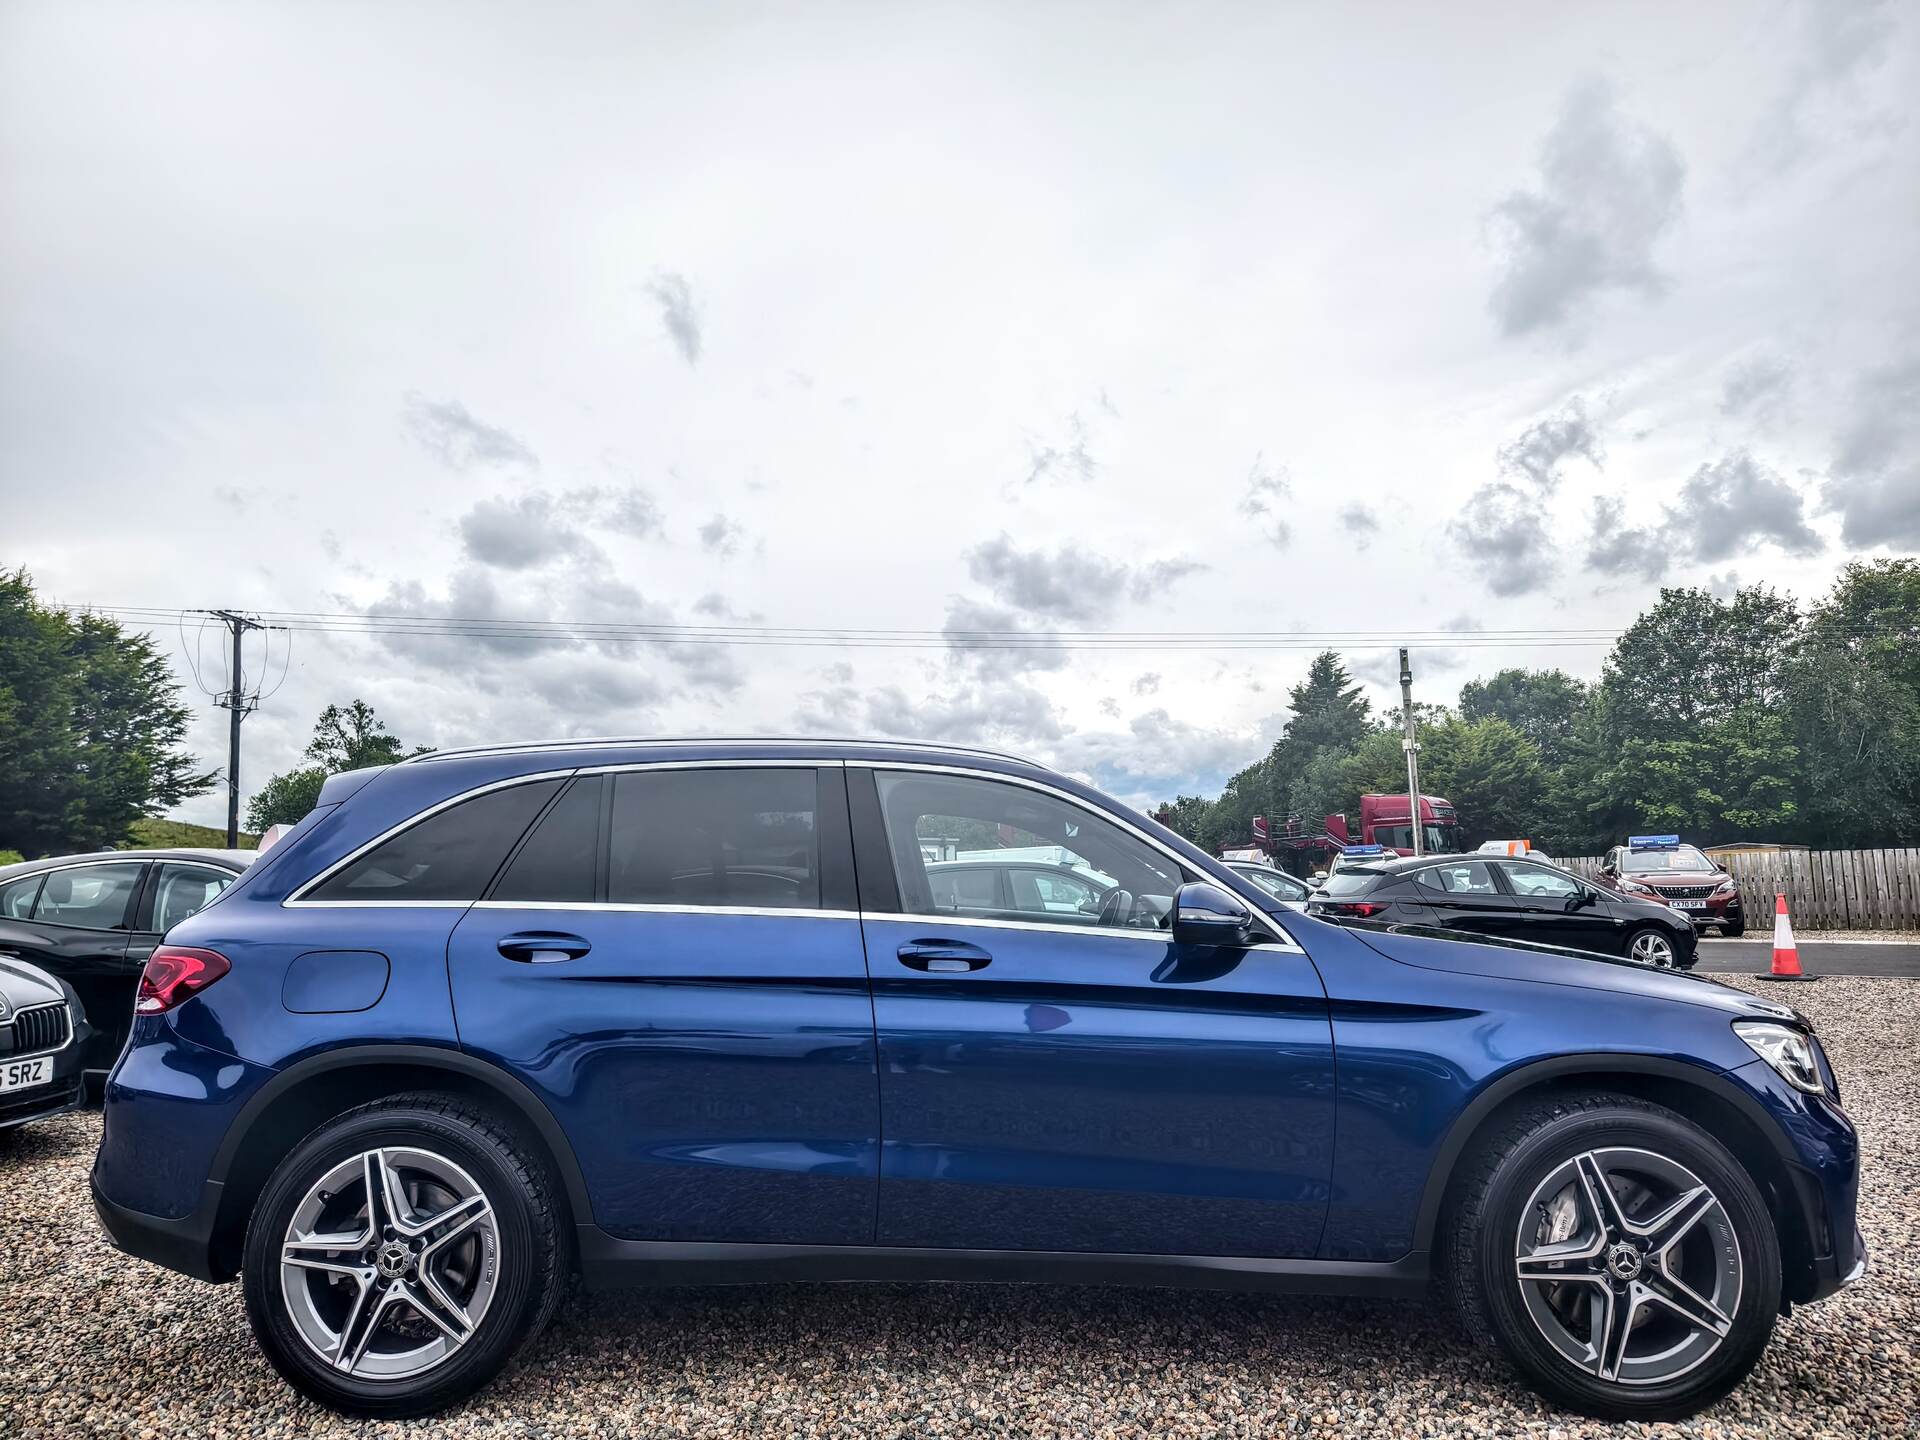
{"left": 1374, "top": 823, "right": 1459, "bottom": 854}
{"left": 1627, "top": 845, "right": 1714, "bottom": 872}
{"left": 1238, "top": 867, "right": 1306, "bottom": 901}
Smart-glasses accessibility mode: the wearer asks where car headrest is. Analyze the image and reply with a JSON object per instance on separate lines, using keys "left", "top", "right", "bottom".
{"left": 44, "top": 872, "right": 72, "bottom": 903}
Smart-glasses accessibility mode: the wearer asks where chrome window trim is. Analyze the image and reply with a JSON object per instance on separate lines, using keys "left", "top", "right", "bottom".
{"left": 864, "top": 911, "right": 1177, "bottom": 945}
{"left": 472, "top": 901, "right": 861, "bottom": 921}
{"left": 284, "top": 769, "right": 579, "bottom": 905}
{"left": 856, "top": 761, "right": 1301, "bottom": 952}
{"left": 283, "top": 899, "right": 477, "bottom": 910}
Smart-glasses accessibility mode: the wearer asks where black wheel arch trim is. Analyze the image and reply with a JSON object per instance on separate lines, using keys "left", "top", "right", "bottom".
{"left": 209, "top": 1042, "right": 595, "bottom": 1232}
{"left": 1411, "top": 1051, "right": 1808, "bottom": 1258}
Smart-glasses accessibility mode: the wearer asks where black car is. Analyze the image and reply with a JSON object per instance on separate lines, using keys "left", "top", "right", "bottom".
{"left": 1, "top": 954, "right": 89, "bottom": 1131}
{"left": 1307, "top": 853, "right": 1699, "bottom": 968}
{"left": 0, "top": 848, "right": 251, "bottom": 1080}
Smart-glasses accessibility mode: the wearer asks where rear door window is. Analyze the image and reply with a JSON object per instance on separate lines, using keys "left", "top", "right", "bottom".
{"left": 1414, "top": 861, "right": 1501, "bottom": 896}
{"left": 608, "top": 767, "right": 821, "bottom": 910}
{"left": 305, "top": 779, "right": 564, "bottom": 902}
{"left": 491, "top": 775, "right": 603, "bottom": 904}
{"left": 31, "top": 862, "right": 145, "bottom": 929}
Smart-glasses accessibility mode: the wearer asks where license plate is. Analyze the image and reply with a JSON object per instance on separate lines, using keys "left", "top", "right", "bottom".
{"left": 0, "top": 1054, "right": 54, "bottom": 1093}
{"left": 1670, "top": 899, "right": 1706, "bottom": 911}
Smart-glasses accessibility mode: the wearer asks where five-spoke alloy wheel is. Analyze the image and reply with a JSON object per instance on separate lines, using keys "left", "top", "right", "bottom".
{"left": 1448, "top": 1091, "right": 1780, "bottom": 1422}
{"left": 243, "top": 1095, "right": 565, "bottom": 1418}
{"left": 1626, "top": 929, "right": 1678, "bottom": 968}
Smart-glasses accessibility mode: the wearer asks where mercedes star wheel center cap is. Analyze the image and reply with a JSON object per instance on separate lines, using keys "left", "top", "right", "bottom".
{"left": 1606, "top": 1241, "right": 1644, "bottom": 1282}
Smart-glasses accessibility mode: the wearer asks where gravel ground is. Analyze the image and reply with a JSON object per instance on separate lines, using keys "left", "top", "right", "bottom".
{"left": 3, "top": 975, "right": 1915, "bottom": 1439}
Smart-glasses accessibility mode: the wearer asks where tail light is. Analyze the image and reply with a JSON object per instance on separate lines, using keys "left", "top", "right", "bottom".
{"left": 1316, "top": 901, "right": 1389, "bottom": 919}
{"left": 136, "top": 946, "right": 231, "bottom": 1014}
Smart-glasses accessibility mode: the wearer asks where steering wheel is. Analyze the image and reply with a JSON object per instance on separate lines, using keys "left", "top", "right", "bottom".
{"left": 1096, "top": 887, "right": 1135, "bottom": 928}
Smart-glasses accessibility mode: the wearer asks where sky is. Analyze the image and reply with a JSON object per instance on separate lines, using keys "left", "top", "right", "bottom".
{"left": 2, "top": 0, "right": 1917, "bottom": 826}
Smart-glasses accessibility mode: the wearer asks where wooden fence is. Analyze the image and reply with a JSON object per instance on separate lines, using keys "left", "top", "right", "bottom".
{"left": 1559, "top": 849, "right": 1920, "bottom": 932}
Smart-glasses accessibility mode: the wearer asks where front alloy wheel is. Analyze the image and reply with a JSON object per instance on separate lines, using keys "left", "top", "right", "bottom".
{"left": 1514, "top": 1147, "right": 1740, "bottom": 1385}
{"left": 1447, "top": 1091, "right": 1780, "bottom": 1422}
{"left": 1628, "top": 929, "right": 1677, "bottom": 968}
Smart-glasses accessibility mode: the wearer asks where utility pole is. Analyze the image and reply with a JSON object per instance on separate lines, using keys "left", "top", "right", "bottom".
{"left": 210, "top": 610, "right": 266, "bottom": 847}
{"left": 1399, "top": 646, "right": 1424, "bottom": 859}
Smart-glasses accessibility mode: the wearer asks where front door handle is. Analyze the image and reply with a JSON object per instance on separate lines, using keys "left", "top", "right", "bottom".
{"left": 497, "top": 931, "right": 592, "bottom": 964}
{"left": 897, "top": 940, "right": 992, "bottom": 973}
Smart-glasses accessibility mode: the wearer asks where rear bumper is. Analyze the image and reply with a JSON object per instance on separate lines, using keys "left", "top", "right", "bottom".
{"left": 90, "top": 1170, "right": 228, "bottom": 1283}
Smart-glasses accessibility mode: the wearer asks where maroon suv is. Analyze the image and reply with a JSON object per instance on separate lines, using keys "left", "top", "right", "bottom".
{"left": 1597, "top": 839, "right": 1745, "bottom": 936}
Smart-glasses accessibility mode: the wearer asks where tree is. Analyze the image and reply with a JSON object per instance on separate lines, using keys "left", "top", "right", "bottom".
{"left": 1280, "top": 652, "right": 1372, "bottom": 756}
{"left": 0, "top": 569, "right": 213, "bottom": 855}
{"left": 1458, "top": 668, "right": 1589, "bottom": 768}
{"left": 245, "top": 700, "right": 430, "bottom": 831}
{"left": 243, "top": 767, "right": 328, "bottom": 832}
{"left": 1785, "top": 559, "right": 1920, "bottom": 847}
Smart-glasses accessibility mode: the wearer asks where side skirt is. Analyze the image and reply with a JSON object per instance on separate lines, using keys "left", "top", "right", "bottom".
{"left": 573, "top": 1230, "right": 1430, "bottom": 1298}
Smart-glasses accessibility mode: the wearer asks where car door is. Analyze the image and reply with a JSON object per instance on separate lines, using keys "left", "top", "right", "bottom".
{"left": 854, "top": 765, "right": 1334, "bottom": 1258}
{"left": 125, "top": 858, "right": 244, "bottom": 986}
{"left": 1490, "top": 860, "right": 1619, "bottom": 953}
{"left": 0, "top": 860, "right": 148, "bottom": 1073}
{"left": 447, "top": 763, "right": 879, "bottom": 1245}
{"left": 1407, "top": 859, "right": 1524, "bottom": 940}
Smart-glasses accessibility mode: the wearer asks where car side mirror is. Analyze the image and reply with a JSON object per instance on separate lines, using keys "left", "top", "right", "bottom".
{"left": 1172, "top": 881, "right": 1253, "bottom": 947}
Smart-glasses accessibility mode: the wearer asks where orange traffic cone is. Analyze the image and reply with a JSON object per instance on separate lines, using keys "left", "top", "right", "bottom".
{"left": 1760, "top": 892, "right": 1818, "bottom": 982}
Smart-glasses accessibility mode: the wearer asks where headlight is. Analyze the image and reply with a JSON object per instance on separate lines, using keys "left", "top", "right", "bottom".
{"left": 1619, "top": 878, "right": 1654, "bottom": 896}
{"left": 1713, "top": 879, "right": 1737, "bottom": 897}
{"left": 1734, "top": 1020, "right": 1826, "bottom": 1095}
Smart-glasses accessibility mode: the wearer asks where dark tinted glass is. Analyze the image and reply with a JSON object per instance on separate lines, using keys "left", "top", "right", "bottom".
{"left": 0, "top": 872, "right": 43, "bottom": 919}
{"left": 1414, "top": 861, "right": 1499, "bottom": 895}
{"left": 307, "top": 779, "right": 563, "bottom": 902}
{"left": 492, "top": 776, "right": 602, "bottom": 904}
{"left": 1318, "top": 869, "right": 1385, "bottom": 897}
{"left": 609, "top": 768, "right": 820, "bottom": 909}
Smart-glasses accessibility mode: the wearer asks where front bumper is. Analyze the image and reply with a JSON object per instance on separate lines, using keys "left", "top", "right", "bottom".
{"left": 0, "top": 1070, "right": 85, "bottom": 1130}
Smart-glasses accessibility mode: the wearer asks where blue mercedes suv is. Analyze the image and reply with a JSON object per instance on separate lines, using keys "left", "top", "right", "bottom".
{"left": 91, "top": 739, "right": 1864, "bottom": 1420}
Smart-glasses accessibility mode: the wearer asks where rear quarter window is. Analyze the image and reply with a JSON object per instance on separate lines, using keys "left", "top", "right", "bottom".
{"left": 304, "top": 778, "right": 565, "bottom": 902}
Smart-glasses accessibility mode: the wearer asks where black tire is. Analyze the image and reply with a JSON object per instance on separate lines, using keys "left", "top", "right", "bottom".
{"left": 1723, "top": 919, "right": 1745, "bottom": 938}
{"left": 1445, "top": 1090, "right": 1780, "bottom": 1422}
{"left": 242, "top": 1093, "right": 566, "bottom": 1418}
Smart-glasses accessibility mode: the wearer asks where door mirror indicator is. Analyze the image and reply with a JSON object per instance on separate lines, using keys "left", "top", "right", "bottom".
{"left": 1172, "top": 882, "right": 1253, "bottom": 947}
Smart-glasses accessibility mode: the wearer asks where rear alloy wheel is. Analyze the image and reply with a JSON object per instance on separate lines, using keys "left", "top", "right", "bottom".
{"left": 243, "top": 1094, "right": 565, "bottom": 1417}
{"left": 1447, "top": 1091, "right": 1780, "bottom": 1421}
{"left": 1626, "top": 929, "right": 1678, "bottom": 968}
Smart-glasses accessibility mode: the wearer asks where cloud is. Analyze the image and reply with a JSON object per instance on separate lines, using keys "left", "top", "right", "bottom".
{"left": 1720, "top": 354, "right": 1796, "bottom": 422}
{"left": 647, "top": 272, "right": 702, "bottom": 365}
{"left": 940, "top": 597, "right": 1071, "bottom": 680}
{"left": 1337, "top": 505, "right": 1381, "bottom": 547}
{"left": 1584, "top": 451, "right": 1823, "bottom": 579}
{"left": 1498, "top": 398, "right": 1605, "bottom": 487}
{"left": 1747, "top": 0, "right": 1898, "bottom": 174}
{"left": 964, "top": 534, "right": 1204, "bottom": 624}
{"left": 1583, "top": 495, "right": 1669, "bottom": 581}
{"left": 1486, "top": 79, "right": 1685, "bottom": 338}
{"left": 698, "top": 514, "right": 746, "bottom": 556}
{"left": 588, "top": 485, "right": 665, "bottom": 540}
{"left": 402, "top": 394, "right": 538, "bottom": 471}
{"left": 1131, "top": 671, "right": 1161, "bottom": 695}
{"left": 1824, "top": 352, "right": 1920, "bottom": 547}
{"left": 1022, "top": 412, "right": 1098, "bottom": 486}
{"left": 1237, "top": 454, "right": 1293, "bottom": 546}
{"left": 1671, "top": 452, "right": 1823, "bottom": 561}
{"left": 1447, "top": 481, "right": 1557, "bottom": 596}
{"left": 459, "top": 494, "right": 589, "bottom": 570}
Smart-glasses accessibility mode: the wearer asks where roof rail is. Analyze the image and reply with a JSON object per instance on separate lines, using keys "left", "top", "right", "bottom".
{"left": 399, "top": 736, "right": 1043, "bottom": 767}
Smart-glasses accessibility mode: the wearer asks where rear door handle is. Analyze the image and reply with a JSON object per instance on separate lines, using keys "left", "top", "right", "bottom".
{"left": 497, "top": 931, "right": 592, "bottom": 964}
{"left": 897, "top": 940, "right": 992, "bottom": 973}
